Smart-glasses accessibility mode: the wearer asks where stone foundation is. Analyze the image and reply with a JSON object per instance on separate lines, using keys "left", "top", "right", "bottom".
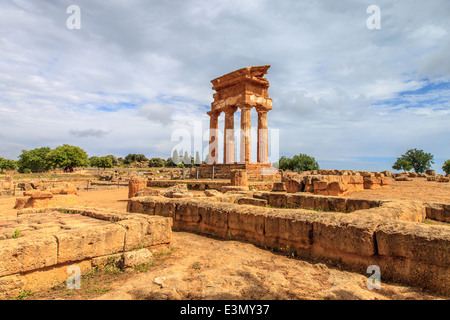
{"left": 0, "top": 207, "right": 172, "bottom": 299}
{"left": 197, "top": 163, "right": 277, "bottom": 180}
{"left": 127, "top": 195, "right": 449, "bottom": 296}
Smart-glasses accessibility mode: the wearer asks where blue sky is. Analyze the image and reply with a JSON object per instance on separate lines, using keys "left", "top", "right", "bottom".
{"left": 0, "top": 0, "right": 449, "bottom": 173}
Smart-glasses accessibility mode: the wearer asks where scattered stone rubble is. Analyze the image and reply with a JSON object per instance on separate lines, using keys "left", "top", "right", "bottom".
{"left": 281, "top": 170, "right": 388, "bottom": 196}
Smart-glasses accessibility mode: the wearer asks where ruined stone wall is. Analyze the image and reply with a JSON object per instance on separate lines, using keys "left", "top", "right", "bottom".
{"left": 197, "top": 163, "right": 277, "bottom": 180}
{"left": 0, "top": 207, "right": 172, "bottom": 299}
{"left": 283, "top": 171, "right": 389, "bottom": 196}
{"left": 127, "top": 196, "right": 449, "bottom": 296}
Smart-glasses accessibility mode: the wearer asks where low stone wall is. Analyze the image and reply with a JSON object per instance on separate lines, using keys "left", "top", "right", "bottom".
{"left": 197, "top": 163, "right": 278, "bottom": 180}
{"left": 127, "top": 196, "right": 449, "bottom": 295}
{"left": 253, "top": 192, "right": 426, "bottom": 222}
{"left": 424, "top": 202, "right": 450, "bottom": 222}
{"left": 0, "top": 207, "right": 172, "bottom": 299}
{"left": 147, "top": 179, "right": 231, "bottom": 191}
{"left": 283, "top": 172, "right": 389, "bottom": 196}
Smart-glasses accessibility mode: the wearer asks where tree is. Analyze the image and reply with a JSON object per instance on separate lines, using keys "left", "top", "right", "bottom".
{"left": 96, "top": 156, "right": 113, "bottom": 170}
{"left": 443, "top": 160, "right": 450, "bottom": 175}
{"left": 396, "top": 149, "right": 434, "bottom": 174}
{"left": 392, "top": 158, "right": 413, "bottom": 172}
{"left": 165, "top": 157, "right": 176, "bottom": 167}
{"left": 149, "top": 158, "right": 166, "bottom": 167}
{"left": 90, "top": 156, "right": 113, "bottom": 170}
{"left": 0, "top": 158, "right": 17, "bottom": 173}
{"left": 105, "top": 155, "right": 118, "bottom": 166}
{"left": 46, "top": 144, "right": 89, "bottom": 171}
{"left": 17, "top": 147, "right": 51, "bottom": 173}
{"left": 123, "top": 154, "right": 148, "bottom": 164}
{"left": 89, "top": 156, "right": 99, "bottom": 167}
{"left": 278, "top": 154, "right": 319, "bottom": 172}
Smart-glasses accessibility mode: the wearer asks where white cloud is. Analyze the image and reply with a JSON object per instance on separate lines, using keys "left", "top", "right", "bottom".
{"left": 0, "top": 0, "right": 449, "bottom": 172}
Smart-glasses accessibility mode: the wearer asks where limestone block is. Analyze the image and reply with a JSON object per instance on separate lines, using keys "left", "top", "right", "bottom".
{"left": 268, "top": 192, "right": 287, "bottom": 207}
{"left": 135, "top": 187, "right": 161, "bottom": 197}
{"left": 30, "top": 191, "right": 53, "bottom": 199}
{"left": 237, "top": 197, "right": 268, "bottom": 207}
{"left": 284, "top": 177, "right": 303, "bottom": 193}
{"left": 55, "top": 224, "right": 126, "bottom": 264}
{"left": 263, "top": 211, "right": 314, "bottom": 253}
{"left": 312, "top": 214, "right": 381, "bottom": 257}
{"left": 14, "top": 197, "right": 29, "bottom": 210}
{"left": 271, "top": 182, "right": 286, "bottom": 192}
{"left": 230, "top": 169, "right": 247, "bottom": 186}
{"left": 0, "top": 234, "right": 58, "bottom": 277}
{"left": 128, "top": 177, "right": 147, "bottom": 198}
{"left": 375, "top": 221, "right": 450, "bottom": 267}
{"left": 425, "top": 169, "right": 436, "bottom": 176}
{"left": 395, "top": 176, "right": 412, "bottom": 181}
{"left": 425, "top": 202, "right": 450, "bottom": 223}
{"left": 227, "top": 206, "right": 265, "bottom": 241}
{"left": 197, "top": 203, "right": 229, "bottom": 237}
{"left": 161, "top": 184, "right": 189, "bottom": 198}
{"left": 122, "top": 248, "right": 153, "bottom": 268}
{"left": 204, "top": 189, "right": 222, "bottom": 197}
{"left": 221, "top": 186, "right": 249, "bottom": 193}
{"left": 60, "top": 184, "right": 78, "bottom": 195}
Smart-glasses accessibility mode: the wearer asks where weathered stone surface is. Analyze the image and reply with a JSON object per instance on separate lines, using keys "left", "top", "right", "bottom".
{"left": 230, "top": 169, "right": 247, "bottom": 186}
{"left": 426, "top": 169, "right": 436, "bottom": 176}
{"left": 127, "top": 195, "right": 450, "bottom": 295}
{"left": 375, "top": 221, "right": 450, "bottom": 267}
{"left": 135, "top": 187, "right": 161, "bottom": 197}
{"left": 237, "top": 197, "right": 268, "bottom": 207}
{"left": 55, "top": 224, "right": 126, "bottom": 263}
{"left": 13, "top": 197, "right": 28, "bottom": 210}
{"left": 221, "top": 186, "right": 249, "bottom": 193}
{"left": 122, "top": 248, "right": 153, "bottom": 268}
{"left": 30, "top": 191, "right": 53, "bottom": 199}
{"left": 395, "top": 176, "right": 412, "bottom": 181}
{"left": 284, "top": 177, "right": 304, "bottom": 193}
{"left": 0, "top": 234, "right": 58, "bottom": 277}
{"left": 272, "top": 182, "right": 286, "bottom": 192}
{"left": 204, "top": 189, "right": 222, "bottom": 197}
{"left": 312, "top": 214, "right": 381, "bottom": 257}
{"left": 161, "top": 184, "right": 188, "bottom": 198}
{"left": 128, "top": 177, "right": 147, "bottom": 198}
{"left": 425, "top": 202, "right": 450, "bottom": 222}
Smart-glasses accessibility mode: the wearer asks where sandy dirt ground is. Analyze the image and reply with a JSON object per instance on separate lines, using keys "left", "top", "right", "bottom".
{"left": 0, "top": 178, "right": 448, "bottom": 300}
{"left": 349, "top": 178, "right": 450, "bottom": 204}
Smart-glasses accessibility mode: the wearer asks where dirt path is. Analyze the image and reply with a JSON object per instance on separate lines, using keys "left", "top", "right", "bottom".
{"left": 95, "top": 231, "right": 443, "bottom": 300}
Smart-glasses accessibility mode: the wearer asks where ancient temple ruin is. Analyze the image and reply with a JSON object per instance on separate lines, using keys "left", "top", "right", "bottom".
{"left": 198, "top": 65, "right": 275, "bottom": 179}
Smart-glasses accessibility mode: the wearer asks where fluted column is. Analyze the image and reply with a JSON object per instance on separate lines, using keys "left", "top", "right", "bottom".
{"left": 257, "top": 109, "right": 269, "bottom": 163}
{"left": 239, "top": 106, "right": 252, "bottom": 163}
{"left": 208, "top": 111, "right": 220, "bottom": 164}
{"left": 223, "top": 106, "right": 237, "bottom": 164}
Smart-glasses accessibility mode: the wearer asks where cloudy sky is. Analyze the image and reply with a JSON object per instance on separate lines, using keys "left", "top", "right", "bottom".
{"left": 0, "top": 0, "right": 449, "bottom": 173}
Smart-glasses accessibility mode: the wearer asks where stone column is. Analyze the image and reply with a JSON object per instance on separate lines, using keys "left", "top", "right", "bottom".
{"left": 128, "top": 177, "right": 147, "bottom": 198}
{"left": 257, "top": 109, "right": 269, "bottom": 163}
{"left": 239, "top": 106, "right": 252, "bottom": 163}
{"left": 223, "top": 106, "right": 237, "bottom": 164}
{"left": 208, "top": 111, "right": 220, "bottom": 164}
